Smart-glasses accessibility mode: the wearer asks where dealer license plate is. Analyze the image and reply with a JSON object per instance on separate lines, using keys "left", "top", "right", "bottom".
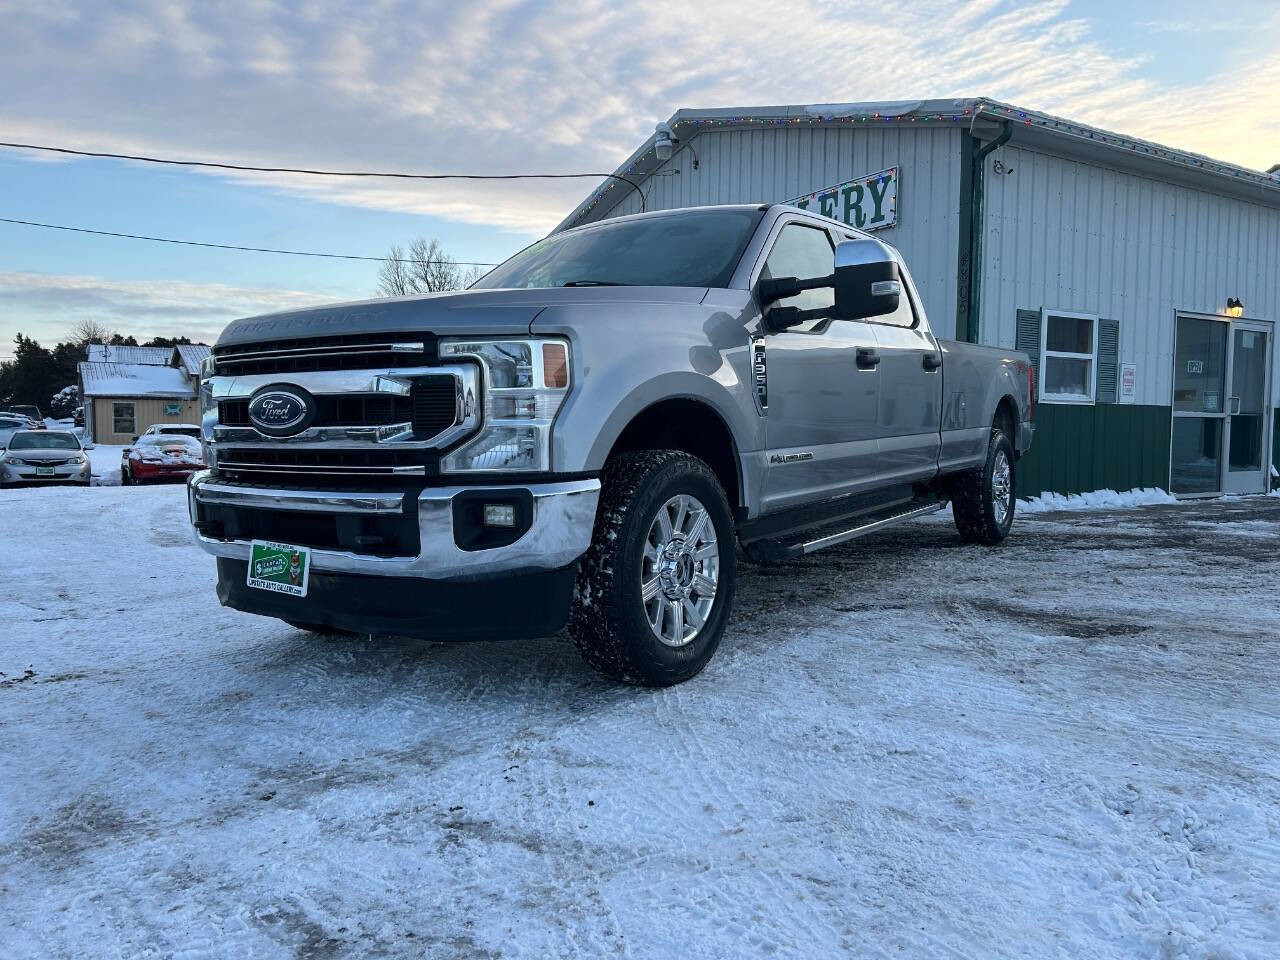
{"left": 36, "top": 466, "right": 55, "bottom": 477}
{"left": 246, "top": 541, "right": 311, "bottom": 597}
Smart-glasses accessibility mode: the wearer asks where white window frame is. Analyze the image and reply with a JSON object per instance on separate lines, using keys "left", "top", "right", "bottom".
{"left": 1039, "top": 308, "right": 1099, "bottom": 404}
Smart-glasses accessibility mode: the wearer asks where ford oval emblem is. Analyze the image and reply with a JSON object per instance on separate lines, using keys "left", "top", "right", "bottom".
{"left": 246, "top": 386, "right": 315, "bottom": 437}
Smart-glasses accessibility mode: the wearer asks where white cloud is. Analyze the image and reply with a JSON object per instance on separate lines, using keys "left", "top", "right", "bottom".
{"left": 0, "top": 0, "right": 1276, "bottom": 238}
{"left": 0, "top": 271, "right": 331, "bottom": 346}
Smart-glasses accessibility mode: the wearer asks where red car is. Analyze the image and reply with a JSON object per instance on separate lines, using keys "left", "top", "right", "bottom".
{"left": 122, "top": 434, "right": 205, "bottom": 484}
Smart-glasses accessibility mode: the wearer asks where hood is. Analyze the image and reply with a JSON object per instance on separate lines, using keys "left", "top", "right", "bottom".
{"left": 216, "top": 286, "right": 709, "bottom": 348}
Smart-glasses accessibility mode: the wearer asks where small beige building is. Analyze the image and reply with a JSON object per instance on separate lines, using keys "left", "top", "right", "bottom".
{"left": 78, "top": 344, "right": 209, "bottom": 444}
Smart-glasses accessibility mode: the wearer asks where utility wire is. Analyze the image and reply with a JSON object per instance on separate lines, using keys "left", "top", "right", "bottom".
{"left": 0, "top": 216, "right": 498, "bottom": 266}
{"left": 0, "top": 140, "right": 645, "bottom": 211}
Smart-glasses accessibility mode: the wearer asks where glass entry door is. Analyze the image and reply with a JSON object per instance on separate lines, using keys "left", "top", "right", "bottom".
{"left": 1171, "top": 315, "right": 1275, "bottom": 496}
{"left": 1223, "top": 319, "right": 1274, "bottom": 495}
{"left": 1171, "top": 315, "right": 1229, "bottom": 495}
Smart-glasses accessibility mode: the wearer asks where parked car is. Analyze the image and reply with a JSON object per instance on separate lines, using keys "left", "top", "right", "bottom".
{"left": 4, "top": 405, "right": 45, "bottom": 428}
{"left": 122, "top": 434, "right": 204, "bottom": 484}
{"left": 0, "top": 430, "right": 91, "bottom": 487}
{"left": 189, "top": 203, "right": 1034, "bottom": 685}
{"left": 134, "top": 423, "right": 202, "bottom": 442}
{"left": 73, "top": 406, "right": 85, "bottom": 427}
{"left": 0, "top": 414, "right": 32, "bottom": 447}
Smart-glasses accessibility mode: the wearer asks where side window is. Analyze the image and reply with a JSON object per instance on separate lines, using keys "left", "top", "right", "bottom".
{"left": 760, "top": 224, "right": 834, "bottom": 314}
{"left": 112, "top": 402, "right": 136, "bottom": 436}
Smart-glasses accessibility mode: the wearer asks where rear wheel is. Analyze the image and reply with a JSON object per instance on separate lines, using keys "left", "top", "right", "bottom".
{"left": 569, "top": 451, "right": 735, "bottom": 686}
{"left": 949, "top": 428, "right": 1016, "bottom": 545}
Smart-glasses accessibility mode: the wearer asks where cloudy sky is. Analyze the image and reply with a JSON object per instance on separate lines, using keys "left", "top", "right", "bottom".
{"left": 2, "top": 0, "right": 1278, "bottom": 356}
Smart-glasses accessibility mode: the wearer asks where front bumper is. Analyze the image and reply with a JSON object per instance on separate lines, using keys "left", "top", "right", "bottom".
{"left": 187, "top": 472, "right": 601, "bottom": 582}
{"left": 0, "top": 461, "right": 91, "bottom": 485}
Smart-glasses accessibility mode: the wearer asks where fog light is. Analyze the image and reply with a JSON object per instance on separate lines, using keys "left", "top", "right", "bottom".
{"left": 483, "top": 503, "right": 516, "bottom": 528}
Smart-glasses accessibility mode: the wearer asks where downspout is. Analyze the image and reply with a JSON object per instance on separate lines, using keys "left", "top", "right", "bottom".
{"left": 964, "top": 120, "right": 1013, "bottom": 344}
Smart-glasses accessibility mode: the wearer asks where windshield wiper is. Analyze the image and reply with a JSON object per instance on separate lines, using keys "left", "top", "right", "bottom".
{"left": 562, "top": 280, "right": 629, "bottom": 286}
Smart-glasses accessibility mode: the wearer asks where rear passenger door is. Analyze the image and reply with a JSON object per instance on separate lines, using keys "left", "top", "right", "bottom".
{"left": 757, "top": 219, "right": 882, "bottom": 513}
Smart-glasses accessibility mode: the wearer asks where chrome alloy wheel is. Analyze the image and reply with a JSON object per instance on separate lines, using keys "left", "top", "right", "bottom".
{"left": 992, "top": 449, "right": 1012, "bottom": 526}
{"left": 640, "top": 493, "right": 720, "bottom": 648}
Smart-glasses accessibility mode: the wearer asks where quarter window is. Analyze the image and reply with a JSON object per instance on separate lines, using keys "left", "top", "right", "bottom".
{"left": 1040, "top": 310, "right": 1098, "bottom": 403}
{"left": 761, "top": 224, "right": 834, "bottom": 314}
{"left": 112, "top": 401, "right": 136, "bottom": 435}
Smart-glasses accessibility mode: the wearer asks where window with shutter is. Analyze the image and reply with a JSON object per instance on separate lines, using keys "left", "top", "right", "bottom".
{"left": 1038, "top": 309, "right": 1099, "bottom": 404}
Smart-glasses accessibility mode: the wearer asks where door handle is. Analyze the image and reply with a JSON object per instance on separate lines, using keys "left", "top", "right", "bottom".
{"left": 856, "top": 347, "right": 881, "bottom": 369}
{"left": 922, "top": 353, "right": 943, "bottom": 371}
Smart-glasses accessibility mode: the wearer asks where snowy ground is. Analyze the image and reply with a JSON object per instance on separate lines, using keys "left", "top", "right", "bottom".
{"left": 1, "top": 485, "right": 1278, "bottom": 959}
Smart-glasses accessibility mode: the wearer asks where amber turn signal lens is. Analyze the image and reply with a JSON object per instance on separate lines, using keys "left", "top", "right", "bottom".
{"left": 541, "top": 342, "right": 568, "bottom": 388}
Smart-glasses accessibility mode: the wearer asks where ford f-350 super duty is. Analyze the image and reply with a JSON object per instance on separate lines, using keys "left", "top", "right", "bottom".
{"left": 189, "top": 204, "right": 1034, "bottom": 685}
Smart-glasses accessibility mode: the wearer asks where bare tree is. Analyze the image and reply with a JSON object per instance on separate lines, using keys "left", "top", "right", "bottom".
{"left": 377, "top": 238, "right": 482, "bottom": 297}
{"left": 68, "top": 318, "right": 113, "bottom": 347}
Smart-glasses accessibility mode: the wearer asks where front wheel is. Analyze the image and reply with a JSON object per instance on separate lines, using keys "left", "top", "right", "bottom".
{"left": 949, "top": 428, "right": 1016, "bottom": 545}
{"left": 569, "top": 451, "right": 736, "bottom": 686}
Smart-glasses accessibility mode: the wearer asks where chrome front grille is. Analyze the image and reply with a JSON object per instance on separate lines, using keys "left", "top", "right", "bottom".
{"left": 207, "top": 354, "right": 479, "bottom": 483}
{"left": 213, "top": 333, "right": 435, "bottom": 376}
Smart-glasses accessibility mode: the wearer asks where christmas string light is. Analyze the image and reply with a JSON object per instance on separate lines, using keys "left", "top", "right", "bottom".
{"left": 569, "top": 100, "right": 1270, "bottom": 224}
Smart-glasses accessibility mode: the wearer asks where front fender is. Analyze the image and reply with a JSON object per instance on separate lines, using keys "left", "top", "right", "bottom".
{"left": 530, "top": 301, "right": 762, "bottom": 475}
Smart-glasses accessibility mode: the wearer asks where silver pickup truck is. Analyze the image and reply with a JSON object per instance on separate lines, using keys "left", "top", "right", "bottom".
{"left": 189, "top": 204, "right": 1034, "bottom": 685}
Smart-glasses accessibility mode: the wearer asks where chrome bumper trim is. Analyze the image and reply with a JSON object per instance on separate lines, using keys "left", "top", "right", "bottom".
{"left": 188, "top": 472, "right": 601, "bottom": 581}
{"left": 191, "top": 481, "right": 406, "bottom": 515}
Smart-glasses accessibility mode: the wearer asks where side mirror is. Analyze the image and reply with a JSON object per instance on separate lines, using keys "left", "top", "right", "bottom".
{"left": 833, "top": 238, "right": 901, "bottom": 321}
{"left": 122, "top": 447, "right": 132, "bottom": 454}
{"left": 83, "top": 443, "right": 95, "bottom": 450}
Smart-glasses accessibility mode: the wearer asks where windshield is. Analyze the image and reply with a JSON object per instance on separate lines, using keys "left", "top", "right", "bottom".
{"left": 472, "top": 208, "right": 764, "bottom": 290}
{"left": 138, "top": 435, "right": 199, "bottom": 449}
{"left": 9, "top": 432, "right": 79, "bottom": 450}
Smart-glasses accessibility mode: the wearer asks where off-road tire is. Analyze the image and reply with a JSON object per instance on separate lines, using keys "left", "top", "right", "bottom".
{"left": 949, "top": 428, "right": 1016, "bottom": 545}
{"left": 569, "top": 450, "right": 736, "bottom": 687}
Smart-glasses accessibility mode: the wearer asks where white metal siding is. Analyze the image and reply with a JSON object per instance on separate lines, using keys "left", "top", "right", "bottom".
{"left": 597, "top": 125, "right": 965, "bottom": 338}
{"left": 980, "top": 143, "right": 1280, "bottom": 406}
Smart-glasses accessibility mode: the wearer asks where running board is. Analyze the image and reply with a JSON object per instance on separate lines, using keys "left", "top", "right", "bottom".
{"left": 746, "top": 500, "right": 944, "bottom": 562}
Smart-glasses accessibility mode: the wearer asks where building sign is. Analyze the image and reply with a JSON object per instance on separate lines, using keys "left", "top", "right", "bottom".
{"left": 1119, "top": 363, "right": 1137, "bottom": 403}
{"left": 788, "top": 167, "right": 898, "bottom": 231}
{"left": 164, "top": 402, "right": 182, "bottom": 415}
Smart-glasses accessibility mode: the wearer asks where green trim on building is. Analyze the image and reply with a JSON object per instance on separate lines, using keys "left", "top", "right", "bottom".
{"left": 1272, "top": 409, "right": 1279, "bottom": 481}
{"left": 1017, "top": 404, "right": 1172, "bottom": 499}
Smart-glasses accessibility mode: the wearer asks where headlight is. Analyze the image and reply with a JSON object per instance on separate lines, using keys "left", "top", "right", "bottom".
{"left": 438, "top": 337, "right": 570, "bottom": 473}
{"left": 199, "top": 354, "right": 218, "bottom": 447}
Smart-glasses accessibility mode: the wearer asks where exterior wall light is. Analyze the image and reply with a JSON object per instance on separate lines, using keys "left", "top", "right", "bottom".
{"left": 1226, "top": 297, "right": 1244, "bottom": 318}
{"left": 654, "top": 122, "right": 675, "bottom": 161}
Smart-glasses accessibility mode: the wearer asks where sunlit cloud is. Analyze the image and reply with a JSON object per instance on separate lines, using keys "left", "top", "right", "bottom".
{"left": 0, "top": 0, "right": 1276, "bottom": 237}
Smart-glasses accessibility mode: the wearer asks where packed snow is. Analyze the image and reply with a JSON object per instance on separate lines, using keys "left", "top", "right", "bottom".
{"left": 1016, "top": 486, "right": 1180, "bottom": 514}
{"left": 1, "top": 484, "right": 1278, "bottom": 959}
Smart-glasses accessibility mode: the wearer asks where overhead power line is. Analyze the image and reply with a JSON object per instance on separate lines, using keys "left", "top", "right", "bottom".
{"left": 0, "top": 216, "right": 498, "bottom": 266}
{"left": 0, "top": 140, "right": 645, "bottom": 211}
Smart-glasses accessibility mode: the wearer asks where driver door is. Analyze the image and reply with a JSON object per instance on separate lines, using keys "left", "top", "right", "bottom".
{"left": 758, "top": 219, "right": 883, "bottom": 514}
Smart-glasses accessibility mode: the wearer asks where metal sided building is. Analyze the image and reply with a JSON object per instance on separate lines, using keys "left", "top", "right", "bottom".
{"left": 557, "top": 98, "right": 1280, "bottom": 499}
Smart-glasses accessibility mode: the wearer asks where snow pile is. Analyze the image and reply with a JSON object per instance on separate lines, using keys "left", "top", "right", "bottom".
{"left": 1018, "top": 486, "right": 1178, "bottom": 514}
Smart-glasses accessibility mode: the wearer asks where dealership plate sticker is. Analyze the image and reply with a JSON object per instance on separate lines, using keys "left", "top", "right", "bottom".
{"left": 246, "top": 541, "right": 311, "bottom": 597}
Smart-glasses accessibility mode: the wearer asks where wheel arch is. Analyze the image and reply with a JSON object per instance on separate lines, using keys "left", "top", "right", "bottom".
{"left": 601, "top": 396, "right": 744, "bottom": 516}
